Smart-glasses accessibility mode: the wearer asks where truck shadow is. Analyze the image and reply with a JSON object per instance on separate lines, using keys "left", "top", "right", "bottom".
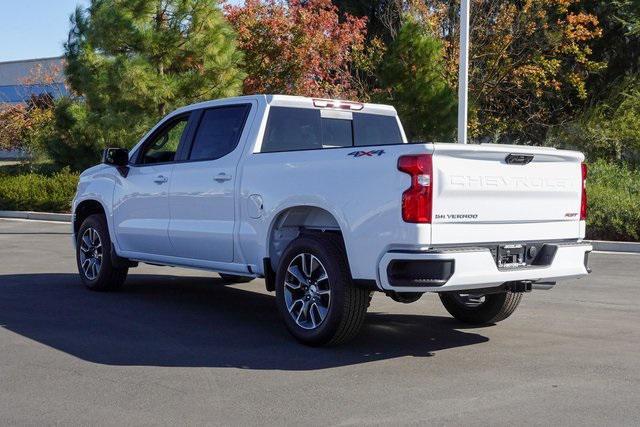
{"left": 0, "top": 273, "right": 488, "bottom": 370}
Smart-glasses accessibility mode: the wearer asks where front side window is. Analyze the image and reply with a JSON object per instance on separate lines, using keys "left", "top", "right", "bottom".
{"left": 189, "top": 104, "right": 251, "bottom": 161}
{"left": 139, "top": 116, "right": 189, "bottom": 164}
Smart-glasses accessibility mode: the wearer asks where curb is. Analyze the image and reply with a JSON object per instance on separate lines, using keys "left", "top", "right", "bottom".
{"left": 0, "top": 210, "right": 72, "bottom": 222}
{"left": 587, "top": 240, "right": 640, "bottom": 254}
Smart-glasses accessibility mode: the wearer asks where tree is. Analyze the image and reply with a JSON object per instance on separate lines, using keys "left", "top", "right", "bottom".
{"left": 332, "top": 0, "right": 400, "bottom": 42}
{"left": 0, "top": 63, "right": 63, "bottom": 161}
{"left": 548, "top": 1, "right": 640, "bottom": 166}
{"left": 0, "top": 100, "right": 54, "bottom": 157}
{"left": 549, "top": 77, "right": 640, "bottom": 167}
{"left": 426, "top": 0, "right": 604, "bottom": 144}
{"left": 331, "top": 0, "right": 428, "bottom": 42}
{"left": 376, "top": 16, "right": 456, "bottom": 141}
{"left": 335, "top": 1, "right": 604, "bottom": 144}
{"left": 579, "top": 0, "right": 640, "bottom": 98}
{"left": 225, "top": 0, "right": 369, "bottom": 99}
{"left": 54, "top": 0, "right": 244, "bottom": 169}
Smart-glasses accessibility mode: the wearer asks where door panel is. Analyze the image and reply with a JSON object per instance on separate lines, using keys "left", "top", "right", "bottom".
{"left": 113, "top": 114, "right": 191, "bottom": 256}
{"left": 113, "top": 164, "right": 174, "bottom": 255}
{"left": 169, "top": 161, "right": 237, "bottom": 261}
{"left": 168, "top": 103, "right": 252, "bottom": 262}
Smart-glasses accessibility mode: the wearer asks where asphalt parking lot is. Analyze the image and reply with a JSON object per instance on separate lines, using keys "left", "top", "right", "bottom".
{"left": 0, "top": 218, "right": 638, "bottom": 426}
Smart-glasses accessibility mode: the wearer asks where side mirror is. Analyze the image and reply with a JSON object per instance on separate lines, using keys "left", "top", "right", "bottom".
{"left": 102, "top": 148, "right": 129, "bottom": 167}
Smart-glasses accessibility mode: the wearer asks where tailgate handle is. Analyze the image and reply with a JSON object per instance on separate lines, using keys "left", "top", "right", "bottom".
{"left": 505, "top": 153, "right": 534, "bottom": 165}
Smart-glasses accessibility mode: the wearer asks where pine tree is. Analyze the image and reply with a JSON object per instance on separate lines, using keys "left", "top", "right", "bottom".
{"left": 376, "top": 17, "right": 457, "bottom": 141}
{"left": 52, "top": 0, "right": 244, "bottom": 169}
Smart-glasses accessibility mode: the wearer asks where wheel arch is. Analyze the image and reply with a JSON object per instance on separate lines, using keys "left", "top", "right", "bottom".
{"left": 266, "top": 205, "right": 347, "bottom": 272}
{"left": 73, "top": 199, "right": 107, "bottom": 236}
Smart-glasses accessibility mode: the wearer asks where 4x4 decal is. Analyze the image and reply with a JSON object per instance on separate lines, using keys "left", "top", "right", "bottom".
{"left": 348, "top": 150, "right": 385, "bottom": 158}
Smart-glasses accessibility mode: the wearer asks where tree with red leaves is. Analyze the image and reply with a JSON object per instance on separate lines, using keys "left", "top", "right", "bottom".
{"left": 225, "top": 0, "right": 369, "bottom": 99}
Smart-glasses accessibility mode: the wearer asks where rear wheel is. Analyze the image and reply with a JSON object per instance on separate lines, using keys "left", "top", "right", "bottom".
{"left": 275, "top": 233, "right": 369, "bottom": 346}
{"left": 439, "top": 291, "right": 523, "bottom": 325}
{"left": 388, "top": 291, "right": 423, "bottom": 304}
{"left": 219, "top": 273, "right": 253, "bottom": 284}
{"left": 76, "top": 214, "right": 128, "bottom": 291}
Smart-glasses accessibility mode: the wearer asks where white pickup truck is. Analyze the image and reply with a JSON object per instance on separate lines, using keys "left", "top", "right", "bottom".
{"left": 72, "top": 95, "right": 592, "bottom": 345}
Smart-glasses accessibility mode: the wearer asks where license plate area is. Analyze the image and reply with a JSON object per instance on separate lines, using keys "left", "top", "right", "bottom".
{"left": 489, "top": 243, "right": 557, "bottom": 269}
{"left": 497, "top": 244, "right": 526, "bottom": 268}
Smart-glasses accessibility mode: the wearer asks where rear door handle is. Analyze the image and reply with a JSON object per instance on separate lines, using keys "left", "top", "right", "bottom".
{"left": 154, "top": 175, "right": 168, "bottom": 184}
{"left": 214, "top": 173, "right": 232, "bottom": 182}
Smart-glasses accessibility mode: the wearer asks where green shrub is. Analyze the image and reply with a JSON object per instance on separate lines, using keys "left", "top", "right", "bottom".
{"left": 548, "top": 77, "right": 640, "bottom": 168}
{"left": 586, "top": 160, "right": 640, "bottom": 242}
{"left": 0, "top": 167, "right": 79, "bottom": 213}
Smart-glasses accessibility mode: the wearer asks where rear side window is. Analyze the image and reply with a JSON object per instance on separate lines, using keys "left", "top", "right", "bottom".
{"left": 260, "top": 107, "right": 403, "bottom": 152}
{"left": 189, "top": 104, "right": 250, "bottom": 161}
{"left": 354, "top": 113, "right": 403, "bottom": 146}
{"left": 261, "top": 107, "right": 322, "bottom": 153}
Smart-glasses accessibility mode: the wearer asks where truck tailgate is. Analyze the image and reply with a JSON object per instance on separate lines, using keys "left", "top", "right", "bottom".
{"left": 430, "top": 143, "right": 584, "bottom": 245}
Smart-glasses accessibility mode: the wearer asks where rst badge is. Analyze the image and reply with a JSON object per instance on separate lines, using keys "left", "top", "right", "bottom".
{"left": 348, "top": 150, "right": 385, "bottom": 158}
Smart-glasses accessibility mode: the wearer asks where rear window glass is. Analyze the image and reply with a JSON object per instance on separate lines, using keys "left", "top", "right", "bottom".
{"left": 260, "top": 107, "right": 403, "bottom": 152}
{"left": 354, "top": 114, "right": 403, "bottom": 146}
{"left": 321, "top": 118, "right": 352, "bottom": 148}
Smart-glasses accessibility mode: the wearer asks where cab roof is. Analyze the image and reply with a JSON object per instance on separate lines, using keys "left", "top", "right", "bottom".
{"left": 174, "top": 94, "right": 398, "bottom": 117}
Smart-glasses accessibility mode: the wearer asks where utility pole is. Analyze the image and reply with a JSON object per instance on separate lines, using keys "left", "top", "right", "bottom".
{"left": 457, "top": 0, "right": 470, "bottom": 144}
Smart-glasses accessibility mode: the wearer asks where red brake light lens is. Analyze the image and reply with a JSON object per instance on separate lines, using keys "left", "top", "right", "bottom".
{"left": 398, "top": 154, "right": 433, "bottom": 223}
{"left": 580, "top": 162, "right": 588, "bottom": 220}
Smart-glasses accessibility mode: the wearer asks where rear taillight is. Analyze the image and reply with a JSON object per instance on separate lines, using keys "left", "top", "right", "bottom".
{"left": 580, "top": 162, "right": 588, "bottom": 220}
{"left": 398, "top": 154, "right": 433, "bottom": 223}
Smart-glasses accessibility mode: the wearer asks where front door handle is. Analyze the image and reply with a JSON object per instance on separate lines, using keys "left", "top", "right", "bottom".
{"left": 154, "top": 175, "right": 168, "bottom": 184}
{"left": 214, "top": 173, "right": 232, "bottom": 182}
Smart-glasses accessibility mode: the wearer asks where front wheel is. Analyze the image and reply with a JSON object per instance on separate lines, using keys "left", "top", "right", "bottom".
{"left": 76, "top": 214, "right": 128, "bottom": 291}
{"left": 275, "top": 233, "right": 369, "bottom": 346}
{"left": 439, "top": 291, "right": 523, "bottom": 325}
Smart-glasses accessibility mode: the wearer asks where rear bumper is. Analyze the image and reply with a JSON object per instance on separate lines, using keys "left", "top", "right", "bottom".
{"left": 377, "top": 243, "right": 592, "bottom": 293}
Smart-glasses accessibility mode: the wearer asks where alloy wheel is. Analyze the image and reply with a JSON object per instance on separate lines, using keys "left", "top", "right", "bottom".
{"left": 79, "top": 227, "right": 103, "bottom": 280}
{"left": 283, "top": 253, "right": 331, "bottom": 330}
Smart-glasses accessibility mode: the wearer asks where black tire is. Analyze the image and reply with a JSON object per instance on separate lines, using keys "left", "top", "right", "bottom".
{"left": 219, "top": 273, "right": 253, "bottom": 284}
{"left": 76, "top": 214, "right": 128, "bottom": 291}
{"left": 388, "top": 291, "right": 423, "bottom": 304}
{"left": 439, "top": 291, "right": 523, "bottom": 325}
{"left": 275, "top": 233, "right": 369, "bottom": 346}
